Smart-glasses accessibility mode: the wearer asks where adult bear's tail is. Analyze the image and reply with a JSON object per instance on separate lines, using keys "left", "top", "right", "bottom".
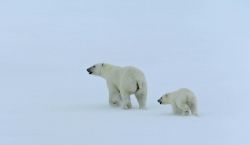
{"left": 136, "top": 79, "right": 144, "bottom": 93}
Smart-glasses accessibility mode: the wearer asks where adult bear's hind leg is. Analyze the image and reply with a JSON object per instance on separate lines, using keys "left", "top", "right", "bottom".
{"left": 190, "top": 102, "right": 198, "bottom": 116}
{"left": 135, "top": 93, "right": 146, "bottom": 109}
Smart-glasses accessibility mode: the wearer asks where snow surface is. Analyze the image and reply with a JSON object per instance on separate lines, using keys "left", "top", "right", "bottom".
{"left": 0, "top": 0, "right": 250, "bottom": 145}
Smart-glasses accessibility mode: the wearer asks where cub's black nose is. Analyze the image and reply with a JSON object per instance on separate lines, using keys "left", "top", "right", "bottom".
{"left": 157, "top": 99, "right": 162, "bottom": 104}
{"left": 86, "top": 68, "right": 92, "bottom": 74}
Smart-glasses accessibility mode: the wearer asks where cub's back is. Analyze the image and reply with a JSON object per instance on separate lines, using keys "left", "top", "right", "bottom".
{"left": 172, "top": 88, "right": 196, "bottom": 102}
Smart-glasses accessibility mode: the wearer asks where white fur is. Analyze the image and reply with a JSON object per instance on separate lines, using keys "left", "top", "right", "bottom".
{"left": 87, "top": 63, "right": 147, "bottom": 109}
{"left": 158, "top": 88, "right": 198, "bottom": 116}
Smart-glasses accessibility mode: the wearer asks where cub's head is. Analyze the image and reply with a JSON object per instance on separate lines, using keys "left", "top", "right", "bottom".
{"left": 87, "top": 63, "right": 105, "bottom": 76}
{"left": 157, "top": 93, "right": 171, "bottom": 105}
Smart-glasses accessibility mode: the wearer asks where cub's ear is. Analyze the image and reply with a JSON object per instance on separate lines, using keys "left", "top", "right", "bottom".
{"left": 102, "top": 63, "right": 104, "bottom": 66}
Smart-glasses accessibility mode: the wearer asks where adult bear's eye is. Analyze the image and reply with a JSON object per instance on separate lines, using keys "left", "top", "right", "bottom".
{"left": 93, "top": 65, "right": 96, "bottom": 68}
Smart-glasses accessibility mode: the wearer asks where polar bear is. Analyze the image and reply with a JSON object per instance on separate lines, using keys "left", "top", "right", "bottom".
{"left": 87, "top": 63, "right": 147, "bottom": 109}
{"left": 157, "top": 88, "right": 198, "bottom": 116}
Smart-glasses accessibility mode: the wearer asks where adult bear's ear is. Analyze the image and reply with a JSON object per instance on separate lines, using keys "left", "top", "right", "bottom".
{"left": 102, "top": 63, "right": 104, "bottom": 67}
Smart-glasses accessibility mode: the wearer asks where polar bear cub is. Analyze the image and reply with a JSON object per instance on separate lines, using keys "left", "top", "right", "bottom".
{"left": 87, "top": 63, "right": 147, "bottom": 109}
{"left": 157, "top": 88, "right": 198, "bottom": 116}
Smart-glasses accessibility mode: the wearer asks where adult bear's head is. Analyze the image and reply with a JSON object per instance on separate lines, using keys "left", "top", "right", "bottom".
{"left": 87, "top": 63, "right": 105, "bottom": 76}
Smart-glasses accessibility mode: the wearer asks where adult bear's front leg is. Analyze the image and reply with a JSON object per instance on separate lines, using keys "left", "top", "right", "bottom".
{"left": 109, "top": 94, "right": 121, "bottom": 107}
{"left": 120, "top": 91, "right": 132, "bottom": 109}
{"left": 107, "top": 82, "right": 121, "bottom": 107}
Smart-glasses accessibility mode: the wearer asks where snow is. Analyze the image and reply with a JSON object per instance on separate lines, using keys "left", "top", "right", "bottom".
{"left": 0, "top": 0, "right": 250, "bottom": 145}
